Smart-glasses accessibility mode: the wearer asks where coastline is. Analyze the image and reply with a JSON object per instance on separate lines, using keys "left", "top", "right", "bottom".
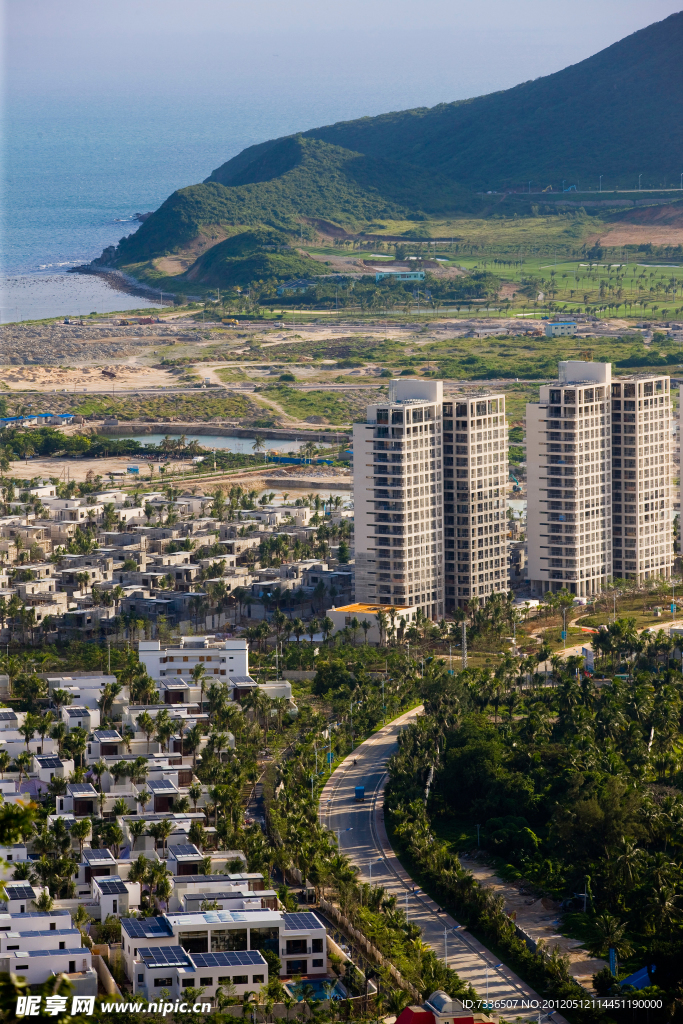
{"left": 68, "top": 262, "right": 177, "bottom": 304}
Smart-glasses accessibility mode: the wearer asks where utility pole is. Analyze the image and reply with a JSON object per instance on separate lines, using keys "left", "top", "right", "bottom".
{"left": 639, "top": 173, "right": 642, "bottom": 191}
{"left": 599, "top": 175, "right": 603, "bottom": 193}
{"left": 462, "top": 619, "right": 467, "bottom": 669}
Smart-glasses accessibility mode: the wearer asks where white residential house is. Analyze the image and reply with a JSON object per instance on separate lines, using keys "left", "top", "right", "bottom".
{"left": 138, "top": 637, "right": 249, "bottom": 685}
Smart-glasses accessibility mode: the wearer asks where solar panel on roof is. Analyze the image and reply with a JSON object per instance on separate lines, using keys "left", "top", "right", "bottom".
{"left": 169, "top": 845, "right": 201, "bottom": 859}
{"left": 192, "top": 950, "right": 263, "bottom": 969}
{"left": 6, "top": 911, "right": 70, "bottom": 919}
{"left": 95, "top": 730, "right": 121, "bottom": 739}
{"left": 3, "top": 929, "right": 77, "bottom": 939}
{"left": 4, "top": 885, "right": 35, "bottom": 900}
{"left": 36, "top": 756, "right": 62, "bottom": 768}
{"left": 24, "top": 948, "right": 84, "bottom": 958}
{"left": 97, "top": 878, "right": 128, "bottom": 895}
{"left": 0, "top": 711, "right": 17, "bottom": 720}
{"left": 82, "top": 848, "right": 115, "bottom": 863}
{"left": 138, "top": 946, "right": 192, "bottom": 968}
{"left": 228, "top": 676, "right": 255, "bottom": 684}
{"left": 68, "top": 784, "right": 96, "bottom": 795}
{"left": 121, "top": 917, "right": 173, "bottom": 939}
{"left": 148, "top": 780, "right": 176, "bottom": 790}
{"left": 283, "top": 912, "right": 322, "bottom": 930}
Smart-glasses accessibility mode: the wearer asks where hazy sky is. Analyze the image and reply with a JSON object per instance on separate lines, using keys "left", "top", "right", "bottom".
{"left": 5, "top": 0, "right": 683, "bottom": 119}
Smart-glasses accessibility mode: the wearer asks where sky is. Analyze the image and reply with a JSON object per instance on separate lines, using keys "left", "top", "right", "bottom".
{"left": 5, "top": 0, "right": 683, "bottom": 119}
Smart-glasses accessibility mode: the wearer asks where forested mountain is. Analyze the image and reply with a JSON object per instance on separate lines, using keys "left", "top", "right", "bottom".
{"left": 209, "top": 13, "right": 682, "bottom": 192}
{"left": 114, "top": 13, "right": 682, "bottom": 265}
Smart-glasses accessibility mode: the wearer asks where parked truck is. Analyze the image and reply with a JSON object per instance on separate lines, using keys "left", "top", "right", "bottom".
{"left": 355, "top": 785, "right": 365, "bottom": 802}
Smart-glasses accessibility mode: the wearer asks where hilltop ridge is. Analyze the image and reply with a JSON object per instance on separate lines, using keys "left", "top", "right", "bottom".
{"left": 111, "top": 13, "right": 683, "bottom": 268}
{"left": 208, "top": 12, "right": 683, "bottom": 192}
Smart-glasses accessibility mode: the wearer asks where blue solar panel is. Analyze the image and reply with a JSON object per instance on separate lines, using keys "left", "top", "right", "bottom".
{"left": 283, "top": 912, "right": 323, "bottom": 931}
{"left": 121, "top": 917, "right": 173, "bottom": 939}
{"left": 138, "top": 945, "right": 192, "bottom": 968}
{"left": 1, "top": 929, "right": 77, "bottom": 939}
{"left": 97, "top": 878, "right": 127, "bottom": 895}
{"left": 169, "top": 845, "right": 201, "bottom": 859}
{"left": 24, "top": 948, "right": 84, "bottom": 958}
{"left": 82, "top": 848, "right": 115, "bottom": 863}
{"left": 192, "top": 951, "right": 264, "bottom": 969}
{"left": 4, "top": 885, "right": 35, "bottom": 900}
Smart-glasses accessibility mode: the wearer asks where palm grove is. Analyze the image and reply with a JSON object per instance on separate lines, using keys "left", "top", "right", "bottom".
{"left": 385, "top": 631, "right": 683, "bottom": 1022}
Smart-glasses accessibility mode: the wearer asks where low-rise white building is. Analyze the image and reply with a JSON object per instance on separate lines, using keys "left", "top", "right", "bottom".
{"left": 326, "top": 601, "right": 419, "bottom": 644}
{"left": 138, "top": 637, "right": 249, "bottom": 684}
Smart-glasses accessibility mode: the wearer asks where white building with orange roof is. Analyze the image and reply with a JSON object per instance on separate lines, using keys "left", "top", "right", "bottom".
{"left": 325, "top": 601, "right": 419, "bottom": 645}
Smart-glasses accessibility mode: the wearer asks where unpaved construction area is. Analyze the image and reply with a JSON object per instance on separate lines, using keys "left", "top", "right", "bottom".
{"left": 0, "top": 363, "right": 179, "bottom": 392}
{"left": 460, "top": 853, "right": 606, "bottom": 990}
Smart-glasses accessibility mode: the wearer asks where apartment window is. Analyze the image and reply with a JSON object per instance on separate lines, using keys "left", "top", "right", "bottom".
{"left": 233, "top": 975, "right": 248, "bottom": 985}
{"left": 154, "top": 978, "right": 173, "bottom": 987}
{"left": 200, "top": 977, "right": 213, "bottom": 986}
{"left": 250, "top": 927, "right": 279, "bottom": 954}
{"left": 212, "top": 929, "right": 247, "bottom": 952}
{"left": 182, "top": 979, "right": 196, "bottom": 988}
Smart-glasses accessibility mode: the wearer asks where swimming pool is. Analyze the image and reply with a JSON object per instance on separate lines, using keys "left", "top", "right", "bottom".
{"left": 284, "top": 978, "right": 346, "bottom": 1001}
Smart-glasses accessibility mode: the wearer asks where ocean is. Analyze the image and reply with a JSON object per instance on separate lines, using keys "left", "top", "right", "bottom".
{"left": 4, "top": 6, "right": 664, "bottom": 323}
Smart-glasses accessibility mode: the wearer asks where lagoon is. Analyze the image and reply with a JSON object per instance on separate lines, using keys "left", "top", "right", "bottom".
{"left": 129, "top": 433, "right": 304, "bottom": 454}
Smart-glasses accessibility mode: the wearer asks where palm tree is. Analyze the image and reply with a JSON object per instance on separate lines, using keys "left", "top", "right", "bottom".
{"left": 191, "top": 664, "right": 207, "bottom": 711}
{"left": 70, "top": 818, "right": 92, "bottom": 860}
{"left": 154, "top": 708, "right": 173, "bottom": 753}
{"left": 252, "top": 435, "right": 267, "bottom": 460}
{"left": 137, "top": 789, "right": 152, "bottom": 813}
{"left": 137, "top": 711, "right": 156, "bottom": 753}
{"left": 19, "top": 712, "right": 39, "bottom": 752}
{"left": 128, "top": 819, "right": 147, "bottom": 852}
{"left": 183, "top": 722, "right": 204, "bottom": 771}
{"left": 189, "top": 782, "right": 203, "bottom": 812}
{"left": 149, "top": 818, "right": 175, "bottom": 859}
{"left": 588, "top": 912, "right": 634, "bottom": 967}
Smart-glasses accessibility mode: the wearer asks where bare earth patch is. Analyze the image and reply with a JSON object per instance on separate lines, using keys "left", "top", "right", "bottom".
{"left": 0, "top": 364, "right": 180, "bottom": 392}
{"left": 599, "top": 224, "right": 683, "bottom": 246}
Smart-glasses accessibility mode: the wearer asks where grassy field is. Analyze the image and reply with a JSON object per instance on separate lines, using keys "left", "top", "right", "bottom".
{"left": 257, "top": 384, "right": 379, "bottom": 424}
{"left": 68, "top": 391, "right": 253, "bottom": 422}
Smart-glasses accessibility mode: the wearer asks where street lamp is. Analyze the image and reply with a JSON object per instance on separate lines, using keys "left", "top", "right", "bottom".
{"left": 368, "top": 858, "right": 383, "bottom": 880}
{"left": 599, "top": 175, "right": 603, "bottom": 193}
{"left": 639, "top": 173, "right": 642, "bottom": 191}
{"left": 484, "top": 963, "right": 504, "bottom": 1003}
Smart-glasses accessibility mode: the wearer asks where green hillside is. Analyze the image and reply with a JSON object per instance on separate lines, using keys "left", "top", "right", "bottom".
{"left": 184, "top": 227, "right": 327, "bottom": 287}
{"left": 209, "top": 13, "right": 683, "bottom": 192}
{"left": 116, "top": 136, "right": 477, "bottom": 263}
{"left": 111, "top": 14, "right": 682, "bottom": 270}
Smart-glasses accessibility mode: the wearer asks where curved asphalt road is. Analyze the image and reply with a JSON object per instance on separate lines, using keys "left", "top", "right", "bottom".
{"left": 319, "top": 708, "right": 568, "bottom": 1023}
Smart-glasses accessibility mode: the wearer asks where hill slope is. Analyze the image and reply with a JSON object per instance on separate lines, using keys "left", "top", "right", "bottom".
{"left": 209, "top": 13, "right": 683, "bottom": 191}
{"left": 113, "top": 14, "right": 683, "bottom": 266}
{"left": 183, "top": 227, "right": 327, "bottom": 287}
{"left": 116, "top": 136, "right": 476, "bottom": 263}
